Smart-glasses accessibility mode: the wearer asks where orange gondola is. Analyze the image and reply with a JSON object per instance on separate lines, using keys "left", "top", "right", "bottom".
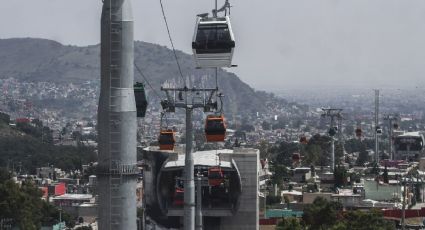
{"left": 158, "top": 129, "right": 175, "bottom": 150}
{"left": 292, "top": 153, "right": 301, "bottom": 162}
{"left": 355, "top": 128, "right": 362, "bottom": 138}
{"left": 205, "top": 114, "right": 226, "bottom": 142}
{"left": 208, "top": 166, "right": 225, "bottom": 187}
{"left": 299, "top": 136, "right": 308, "bottom": 144}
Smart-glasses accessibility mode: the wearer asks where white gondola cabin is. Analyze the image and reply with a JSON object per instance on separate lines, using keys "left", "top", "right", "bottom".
{"left": 192, "top": 16, "right": 235, "bottom": 68}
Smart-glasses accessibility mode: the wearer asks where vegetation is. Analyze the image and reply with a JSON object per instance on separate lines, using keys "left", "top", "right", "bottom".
{"left": 276, "top": 217, "right": 303, "bottom": 230}
{"left": 0, "top": 117, "right": 96, "bottom": 173}
{"left": 270, "top": 141, "right": 299, "bottom": 167}
{"left": 302, "top": 197, "right": 343, "bottom": 229}
{"left": 334, "top": 209, "right": 395, "bottom": 230}
{"left": 0, "top": 38, "right": 309, "bottom": 116}
{"left": 275, "top": 197, "right": 395, "bottom": 230}
{"left": 0, "top": 135, "right": 96, "bottom": 173}
{"left": 266, "top": 195, "right": 282, "bottom": 206}
{"left": 344, "top": 138, "right": 375, "bottom": 166}
{"left": 301, "top": 134, "right": 332, "bottom": 166}
{"left": 270, "top": 163, "right": 289, "bottom": 186}
{"left": 333, "top": 165, "right": 348, "bottom": 188}
{"left": 0, "top": 169, "right": 73, "bottom": 229}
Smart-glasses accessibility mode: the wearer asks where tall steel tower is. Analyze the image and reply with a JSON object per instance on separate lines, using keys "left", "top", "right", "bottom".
{"left": 97, "top": 0, "right": 138, "bottom": 229}
{"left": 321, "top": 108, "right": 343, "bottom": 172}
{"left": 383, "top": 114, "right": 399, "bottom": 160}
{"left": 374, "top": 89, "right": 380, "bottom": 163}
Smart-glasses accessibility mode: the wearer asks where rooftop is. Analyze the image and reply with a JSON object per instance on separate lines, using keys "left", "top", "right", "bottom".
{"left": 52, "top": 194, "right": 92, "bottom": 200}
{"left": 163, "top": 149, "right": 233, "bottom": 169}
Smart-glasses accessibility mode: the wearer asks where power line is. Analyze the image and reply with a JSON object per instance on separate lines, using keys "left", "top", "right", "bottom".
{"left": 159, "top": 0, "right": 186, "bottom": 86}
{"left": 134, "top": 62, "right": 161, "bottom": 99}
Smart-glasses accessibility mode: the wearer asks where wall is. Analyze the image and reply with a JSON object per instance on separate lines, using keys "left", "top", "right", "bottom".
{"left": 220, "top": 148, "right": 259, "bottom": 230}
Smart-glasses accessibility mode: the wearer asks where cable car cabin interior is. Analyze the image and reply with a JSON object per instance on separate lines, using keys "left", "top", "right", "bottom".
{"left": 157, "top": 166, "right": 240, "bottom": 213}
{"left": 208, "top": 166, "right": 225, "bottom": 187}
{"left": 134, "top": 82, "right": 148, "bottom": 118}
{"left": 192, "top": 16, "right": 235, "bottom": 68}
{"left": 158, "top": 130, "right": 175, "bottom": 150}
{"left": 205, "top": 115, "right": 226, "bottom": 142}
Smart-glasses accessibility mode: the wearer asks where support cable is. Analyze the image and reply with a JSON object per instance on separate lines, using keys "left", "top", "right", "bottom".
{"left": 159, "top": 0, "right": 186, "bottom": 86}
{"left": 134, "top": 62, "right": 162, "bottom": 99}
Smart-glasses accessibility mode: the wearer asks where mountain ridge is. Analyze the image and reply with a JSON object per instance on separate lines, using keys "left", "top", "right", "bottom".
{"left": 0, "top": 38, "right": 290, "bottom": 116}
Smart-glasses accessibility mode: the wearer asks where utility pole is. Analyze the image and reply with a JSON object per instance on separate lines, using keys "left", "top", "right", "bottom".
{"left": 374, "top": 89, "right": 380, "bottom": 163}
{"left": 195, "top": 174, "right": 203, "bottom": 230}
{"left": 383, "top": 114, "right": 398, "bottom": 160}
{"left": 401, "top": 178, "right": 406, "bottom": 230}
{"left": 321, "top": 108, "right": 343, "bottom": 172}
{"left": 337, "top": 115, "right": 344, "bottom": 144}
{"left": 161, "top": 86, "right": 219, "bottom": 230}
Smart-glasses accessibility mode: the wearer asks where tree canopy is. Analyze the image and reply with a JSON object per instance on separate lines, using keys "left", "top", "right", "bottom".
{"left": 0, "top": 169, "right": 73, "bottom": 229}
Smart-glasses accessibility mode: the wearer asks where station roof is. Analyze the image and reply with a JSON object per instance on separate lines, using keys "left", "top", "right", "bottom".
{"left": 163, "top": 149, "right": 233, "bottom": 169}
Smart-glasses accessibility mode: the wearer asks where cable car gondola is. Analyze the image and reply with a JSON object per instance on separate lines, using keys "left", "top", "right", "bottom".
{"left": 299, "top": 136, "right": 308, "bottom": 144}
{"left": 192, "top": 16, "right": 235, "bottom": 68}
{"left": 158, "top": 129, "right": 175, "bottom": 150}
{"left": 134, "top": 82, "right": 148, "bottom": 118}
{"left": 205, "top": 114, "right": 226, "bottom": 142}
{"left": 393, "top": 123, "right": 399, "bottom": 130}
{"left": 355, "top": 128, "right": 362, "bottom": 138}
{"left": 208, "top": 166, "right": 225, "bottom": 187}
{"left": 376, "top": 126, "right": 383, "bottom": 135}
{"left": 328, "top": 127, "right": 337, "bottom": 137}
{"left": 292, "top": 153, "right": 301, "bottom": 162}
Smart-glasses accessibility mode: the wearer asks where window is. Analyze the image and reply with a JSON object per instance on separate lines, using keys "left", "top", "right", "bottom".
{"left": 195, "top": 24, "right": 233, "bottom": 53}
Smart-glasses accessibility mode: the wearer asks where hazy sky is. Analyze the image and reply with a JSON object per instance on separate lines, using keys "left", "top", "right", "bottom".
{"left": 1, "top": 0, "right": 425, "bottom": 90}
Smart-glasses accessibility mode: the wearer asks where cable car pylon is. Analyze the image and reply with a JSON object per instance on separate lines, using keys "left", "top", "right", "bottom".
{"left": 160, "top": 86, "right": 220, "bottom": 230}
{"left": 321, "top": 108, "right": 343, "bottom": 172}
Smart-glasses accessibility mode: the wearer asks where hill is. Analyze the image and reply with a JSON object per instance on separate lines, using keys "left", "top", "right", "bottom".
{"left": 0, "top": 38, "right": 286, "bottom": 115}
{"left": 0, "top": 116, "right": 96, "bottom": 173}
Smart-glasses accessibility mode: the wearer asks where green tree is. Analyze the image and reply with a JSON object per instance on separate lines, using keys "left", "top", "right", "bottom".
{"left": 276, "top": 217, "right": 303, "bottom": 230}
{"left": 370, "top": 162, "right": 380, "bottom": 175}
{"left": 271, "top": 141, "right": 299, "bottom": 166}
{"left": 334, "top": 142, "right": 344, "bottom": 163}
{"left": 257, "top": 140, "right": 271, "bottom": 159}
{"left": 302, "top": 198, "right": 395, "bottom": 230}
{"left": 302, "top": 197, "right": 342, "bottom": 230}
{"left": 302, "top": 144, "right": 321, "bottom": 166}
{"left": 301, "top": 134, "right": 332, "bottom": 166}
{"left": 356, "top": 142, "right": 369, "bottom": 166}
{"left": 334, "top": 165, "right": 347, "bottom": 188}
{"left": 0, "top": 168, "right": 73, "bottom": 229}
{"left": 270, "top": 163, "right": 289, "bottom": 186}
{"left": 266, "top": 195, "right": 282, "bottom": 206}
{"left": 338, "top": 209, "right": 395, "bottom": 230}
{"left": 383, "top": 165, "right": 389, "bottom": 184}
{"left": 0, "top": 136, "right": 96, "bottom": 173}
